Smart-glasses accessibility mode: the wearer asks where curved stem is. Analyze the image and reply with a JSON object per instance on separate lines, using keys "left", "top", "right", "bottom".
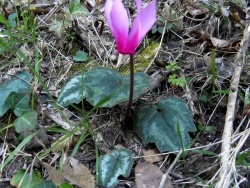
{"left": 125, "top": 55, "right": 134, "bottom": 120}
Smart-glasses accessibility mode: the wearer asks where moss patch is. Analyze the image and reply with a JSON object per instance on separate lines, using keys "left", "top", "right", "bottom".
{"left": 120, "top": 41, "right": 159, "bottom": 75}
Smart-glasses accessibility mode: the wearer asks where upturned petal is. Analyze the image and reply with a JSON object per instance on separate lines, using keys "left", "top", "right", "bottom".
{"left": 127, "top": 0, "right": 156, "bottom": 54}
{"left": 104, "top": 0, "right": 114, "bottom": 32}
{"left": 109, "top": 0, "right": 130, "bottom": 53}
{"left": 135, "top": 0, "right": 142, "bottom": 12}
{"left": 137, "top": 0, "right": 156, "bottom": 39}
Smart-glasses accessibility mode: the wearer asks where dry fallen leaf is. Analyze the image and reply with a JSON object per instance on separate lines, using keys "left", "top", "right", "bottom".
{"left": 210, "top": 37, "right": 231, "bottom": 48}
{"left": 203, "top": 55, "right": 212, "bottom": 71}
{"left": 186, "top": 5, "right": 208, "bottom": 16}
{"left": 135, "top": 162, "right": 173, "bottom": 188}
{"left": 51, "top": 135, "right": 79, "bottom": 152}
{"left": 41, "top": 162, "right": 65, "bottom": 186}
{"left": 143, "top": 149, "right": 164, "bottom": 163}
{"left": 62, "top": 157, "right": 95, "bottom": 188}
{"left": 47, "top": 112, "right": 81, "bottom": 135}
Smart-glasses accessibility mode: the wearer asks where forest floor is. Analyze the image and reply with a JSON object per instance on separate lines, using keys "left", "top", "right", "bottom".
{"left": 1, "top": 0, "right": 250, "bottom": 187}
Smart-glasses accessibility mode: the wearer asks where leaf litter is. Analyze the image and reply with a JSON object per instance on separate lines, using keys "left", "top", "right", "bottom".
{"left": 1, "top": 0, "right": 250, "bottom": 187}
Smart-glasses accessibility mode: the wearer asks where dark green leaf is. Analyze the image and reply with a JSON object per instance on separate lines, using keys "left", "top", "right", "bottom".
{"left": 0, "top": 70, "right": 32, "bottom": 116}
{"left": 57, "top": 75, "right": 86, "bottom": 107}
{"left": 84, "top": 67, "right": 150, "bottom": 107}
{"left": 5, "top": 92, "right": 30, "bottom": 116}
{"left": 68, "top": 0, "right": 90, "bottom": 16}
{"left": 14, "top": 109, "right": 38, "bottom": 133}
{"left": 98, "top": 148, "right": 134, "bottom": 188}
{"left": 57, "top": 67, "right": 150, "bottom": 108}
{"left": 134, "top": 97, "right": 196, "bottom": 152}
{"left": 157, "top": 26, "right": 164, "bottom": 33}
{"left": 165, "top": 22, "right": 173, "bottom": 29}
{"left": 8, "top": 12, "right": 18, "bottom": 27}
{"left": 10, "top": 169, "right": 42, "bottom": 188}
{"left": 151, "top": 27, "right": 158, "bottom": 34}
{"left": 236, "top": 151, "right": 250, "bottom": 166}
{"left": 73, "top": 50, "right": 88, "bottom": 62}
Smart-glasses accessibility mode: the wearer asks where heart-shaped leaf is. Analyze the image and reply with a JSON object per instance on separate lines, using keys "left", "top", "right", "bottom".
{"left": 5, "top": 92, "right": 30, "bottom": 116}
{"left": 14, "top": 109, "right": 38, "bottom": 133}
{"left": 49, "top": 21, "right": 64, "bottom": 38}
{"left": 62, "top": 157, "right": 95, "bottom": 188}
{"left": 10, "top": 169, "right": 42, "bottom": 188}
{"left": 57, "top": 67, "right": 150, "bottom": 108}
{"left": 0, "top": 70, "right": 32, "bottom": 117}
{"left": 8, "top": 12, "right": 18, "bottom": 27}
{"left": 134, "top": 97, "right": 196, "bottom": 152}
{"left": 73, "top": 50, "right": 88, "bottom": 62}
{"left": 98, "top": 148, "right": 134, "bottom": 188}
{"left": 68, "top": 0, "right": 90, "bottom": 16}
{"left": 57, "top": 75, "right": 86, "bottom": 107}
{"left": 84, "top": 67, "right": 150, "bottom": 107}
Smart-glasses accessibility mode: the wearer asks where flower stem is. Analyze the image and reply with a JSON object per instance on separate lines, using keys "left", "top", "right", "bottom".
{"left": 125, "top": 55, "right": 134, "bottom": 120}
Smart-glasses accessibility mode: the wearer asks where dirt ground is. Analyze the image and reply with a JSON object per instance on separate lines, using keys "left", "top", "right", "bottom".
{"left": 1, "top": 0, "right": 250, "bottom": 187}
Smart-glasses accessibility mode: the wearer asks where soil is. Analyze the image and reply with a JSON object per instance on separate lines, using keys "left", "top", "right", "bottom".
{"left": 1, "top": 0, "right": 250, "bottom": 187}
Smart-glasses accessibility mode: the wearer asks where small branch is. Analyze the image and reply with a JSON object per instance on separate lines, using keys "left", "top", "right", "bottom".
{"left": 125, "top": 55, "right": 134, "bottom": 120}
{"left": 159, "top": 150, "right": 182, "bottom": 188}
{"left": 217, "top": 24, "right": 250, "bottom": 188}
{"left": 144, "top": 21, "right": 166, "bottom": 73}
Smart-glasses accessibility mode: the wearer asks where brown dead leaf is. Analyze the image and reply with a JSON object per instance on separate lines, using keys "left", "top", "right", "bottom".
{"left": 228, "top": 1, "right": 246, "bottom": 21}
{"left": 186, "top": 5, "right": 208, "bottom": 16}
{"left": 51, "top": 135, "right": 79, "bottom": 152}
{"left": 62, "top": 157, "right": 95, "bottom": 188}
{"left": 210, "top": 37, "right": 231, "bottom": 48}
{"left": 95, "top": 0, "right": 103, "bottom": 6}
{"left": 46, "top": 111, "right": 81, "bottom": 135}
{"left": 203, "top": 55, "right": 212, "bottom": 71}
{"left": 135, "top": 162, "right": 173, "bottom": 188}
{"left": 189, "top": 30, "right": 210, "bottom": 42}
{"left": 228, "top": 41, "right": 240, "bottom": 52}
{"left": 41, "top": 162, "right": 65, "bottom": 186}
{"left": 143, "top": 149, "right": 164, "bottom": 163}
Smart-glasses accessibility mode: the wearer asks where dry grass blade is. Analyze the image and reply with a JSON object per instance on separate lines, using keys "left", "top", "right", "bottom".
{"left": 217, "top": 24, "right": 250, "bottom": 188}
{"left": 159, "top": 150, "right": 182, "bottom": 188}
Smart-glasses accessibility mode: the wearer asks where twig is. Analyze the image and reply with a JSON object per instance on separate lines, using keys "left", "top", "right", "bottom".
{"left": 159, "top": 150, "right": 182, "bottom": 188}
{"left": 217, "top": 24, "right": 250, "bottom": 188}
{"left": 144, "top": 21, "right": 166, "bottom": 73}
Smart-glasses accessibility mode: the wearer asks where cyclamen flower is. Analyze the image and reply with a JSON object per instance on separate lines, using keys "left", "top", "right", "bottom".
{"left": 105, "top": 0, "right": 157, "bottom": 55}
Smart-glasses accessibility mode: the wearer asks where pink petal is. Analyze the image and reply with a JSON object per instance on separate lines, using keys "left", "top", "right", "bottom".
{"left": 126, "top": 16, "right": 140, "bottom": 54}
{"left": 135, "top": 0, "right": 142, "bottom": 12}
{"left": 104, "top": 0, "right": 114, "bottom": 32}
{"left": 127, "top": 0, "right": 156, "bottom": 54}
{"left": 138, "top": 0, "right": 157, "bottom": 38}
{"left": 110, "top": 0, "right": 130, "bottom": 53}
